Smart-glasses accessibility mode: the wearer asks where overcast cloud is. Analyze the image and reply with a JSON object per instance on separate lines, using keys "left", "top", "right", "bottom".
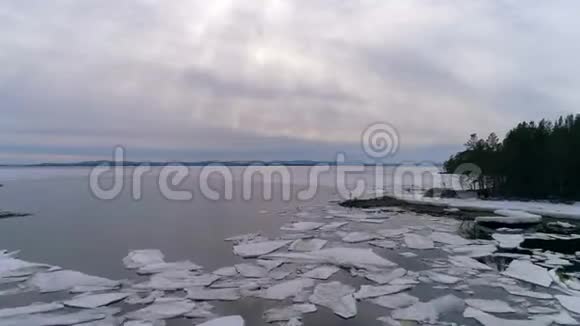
{"left": 1, "top": 0, "right": 579, "bottom": 163}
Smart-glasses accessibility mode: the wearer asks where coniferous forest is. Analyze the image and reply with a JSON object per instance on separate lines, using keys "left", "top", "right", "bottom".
{"left": 443, "top": 114, "right": 580, "bottom": 200}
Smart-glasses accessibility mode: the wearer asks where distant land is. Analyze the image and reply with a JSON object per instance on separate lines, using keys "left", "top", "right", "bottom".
{"left": 0, "top": 160, "right": 417, "bottom": 167}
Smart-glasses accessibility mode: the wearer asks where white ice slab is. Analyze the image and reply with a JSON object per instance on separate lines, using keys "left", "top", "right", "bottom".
{"left": 449, "top": 256, "right": 492, "bottom": 271}
{"left": 556, "top": 295, "right": 580, "bottom": 314}
{"left": 134, "top": 271, "right": 219, "bottom": 290}
{"left": 64, "top": 293, "right": 129, "bottom": 309}
{"left": 354, "top": 284, "right": 413, "bottom": 300}
{"left": 0, "top": 307, "right": 119, "bottom": 326}
{"left": 123, "top": 250, "right": 165, "bottom": 269}
{"left": 369, "top": 293, "right": 419, "bottom": 309}
{"left": 289, "top": 239, "right": 327, "bottom": 252}
{"left": 258, "top": 279, "right": 315, "bottom": 300}
{"left": 263, "top": 247, "right": 397, "bottom": 270}
{"left": 369, "top": 240, "right": 397, "bottom": 249}
{"left": 0, "top": 302, "right": 63, "bottom": 318}
{"left": 213, "top": 267, "right": 238, "bottom": 277}
{"left": 303, "top": 266, "right": 340, "bottom": 280}
{"left": 377, "top": 228, "right": 409, "bottom": 238}
{"left": 281, "top": 222, "right": 324, "bottom": 232}
{"left": 28, "top": 270, "right": 119, "bottom": 293}
{"left": 263, "top": 304, "right": 317, "bottom": 323}
{"left": 430, "top": 232, "right": 470, "bottom": 246}
{"left": 365, "top": 268, "right": 407, "bottom": 285}
{"left": 492, "top": 233, "right": 525, "bottom": 250}
{"left": 342, "top": 232, "right": 379, "bottom": 243}
{"left": 233, "top": 240, "right": 291, "bottom": 258}
{"left": 320, "top": 222, "right": 348, "bottom": 231}
{"left": 476, "top": 214, "right": 541, "bottom": 225}
{"left": 424, "top": 272, "right": 461, "bottom": 285}
{"left": 196, "top": 315, "right": 245, "bottom": 326}
{"left": 392, "top": 295, "right": 464, "bottom": 323}
{"left": 502, "top": 260, "right": 552, "bottom": 287}
{"left": 235, "top": 264, "right": 268, "bottom": 278}
{"left": 125, "top": 299, "right": 195, "bottom": 320}
{"left": 465, "top": 299, "right": 515, "bottom": 313}
{"left": 495, "top": 209, "right": 542, "bottom": 220}
{"left": 137, "top": 261, "right": 202, "bottom": 274}
{"left": 464, "top": 307, "right": 551, "bottom": 326}
{"left": 404, "top": 234, "right": 434, "bottom": 249}
{"left": 452, "top": 244, "right": 497, "bottom": 257}
{"left": 186, "top": 287, "right": 241, "bottom": 301}
{"left": 308, "top": 282, "right": 357, "bottom": 319}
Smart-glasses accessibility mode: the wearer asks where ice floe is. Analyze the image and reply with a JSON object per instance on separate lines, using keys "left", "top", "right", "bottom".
{"left": 492, "top": 233, "right": 524, "bottom": 249}
{"left": 186, "top": 287, "right": 241, "bottom": 301}
{"left": 263, "top": 304, "right": 317, "bottom": 323}
{"left": 404, "top": 234, "right": 434, "bottom": 249}
{"left": 280, "top": 222, "right": 324, "bottom": 232}
{"left": 302, "top": 266, "right": 340, "bottom": 280}
{"left": 556, "top": 295, "right": 580, "bottom": 314}
{"left": 463, "top": 307, "right": 549, "bottom": 326}
{"left": 134, "top": 271, "right": 219, "bottom": 290}
{"left": 258, "top": 278, "right": 315, "bottom": 300}
{"left": 28, "top": 270, "right": 119, "bottom": 293}
{"left": 235, "top": 264, "right": 268, "bottom": 278}
{"left": 0, "top": 307, "right": 120, "bottom": 326}
{"left": 502, "top": 260, "right": 552, "bottom": 287}
{"left": 369, "top": 293, "right": 419, "bottom": 309}
{"left": 392, "top": 295, "right": 464, "bottom": 323}
{"left": 0, "top": 302, "right": 63, "bottom": 318}
{"left": 342, "top": 232, "right": 380, "bottom": 243}
{"left": 137, "top": 261, "right": 202, "bottom": 274}
{"left": 289, "top": 239, "right": 327, "bottom": 252}
{"left": 354, "top": 284, "right": 413, "bottom": 300}
{"left": 196, "top": 315, "right": 245, "bottom": 326}
{"left": 430, "top": 232, "right": 470, "bottom": 246}
{"left": 63, "top": 293, "right": 130, "bottom": 309}
{"left": 449, "top": 256, "right": 493, "bottom": 271}
{"left": 123, "top": 250, "right": 165, "bottom": 269}
{"left": 365, "top": 268, "right": 407, "bottom": 285}
{"left": 263, "top": 247, "right": 397, "bottom": 270}
{"left": 233, "top": 240, "right": 291, "bottom": 258}
{"left": 308, "top": 282, "right": 357, "bottom": 319}
{"left": 464, "top": 299, "right": 515, "bottom": 313}
{"left": 125, "top": 298, "right": 195, "bottom": 320}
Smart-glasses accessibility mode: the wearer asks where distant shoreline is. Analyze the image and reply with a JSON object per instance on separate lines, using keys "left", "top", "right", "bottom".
{"left": 0, "top": 161, "right": 434, "bottom": 168}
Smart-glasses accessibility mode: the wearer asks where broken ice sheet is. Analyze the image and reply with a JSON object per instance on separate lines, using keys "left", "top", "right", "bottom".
{"left": 233, "top": 240, "right": 291, "bottom": 258}
{"left": 423, "top": 272, "right": 461, "bottom": 285}
{"left": 224, "top": 233, "right": 261, "bottom": 243}
{"left": 263, "top": 247, "right": 397, "bottom": 271}
{"left": 463, "top": 307, "right": 559, "bottom": 326}
{"left": 134, "top": 271, "right": 219, "bottom": 290}
{"left": 186, "top": 287, "right": 241, "bottom": 301}
{"left": 196, "top": 315, "right": 245, "bottom": 326}
{"left": 281, "top": 222, "right": 324, "bottom": 232}
{"left": 123, "top": 250, "right": 165, "bottom": 269}
{"left": 556, "top": 295, "right": 580, "bottom": 314}
{"left": 342, "top": 232, "right": 380, "bottom": 243}
{"left": 502, "top": 260, "right": 552, "bottom": 287}
{"left": 0, "top": 307, "right": 120, "bottom": 326}
{"left": 369, "top": 240, "right": 397, "bottom": 249}
{"left": 0, "top": 302, "right": 63, "bottom": 318}
{"left": 320, "top": 222, "right": 348, "bottom": 231}
{"left": 303, "top": 266, "right": 340, "bottom": 280}
{"left": 369, "top": 293, "right": 419, "bottom": 309}
{"left": 64, "top": 293, "right": 130, "bottom": 309}
{"left": 125, "top": 291, "right": 165, "bottom": 305}
{"left": 184, "top": 301, "right": 216, "bottom": 319}
{"left": 289, "top": 239, "right": 327, "bottom": 252}
{"left": 137, "top": 261, "right": 202, "bottom": 274}
{"left": 354, "top": 284, "right": 413, "bottom": 300}
{"left": 27, "top": 270, "right": 120, "bottom": 293}
{"left": 452, "top": 244, "right": 497, "bottom": 258}
{"left": 449, "top": 256, "right": 492, "bottom": 271}
{"left": 309, "top": 282, "right": 357, "bottom": 319}
{"left": 263, "top": 304, "right": 317, "bottom": 323}
{"left": 398, "top": 252, "right": 418, "bottom": 258}
{"left": 365, "top": 268, "right": 407, "bottom": 285}
{"left": 404, "top": 234, "right": 434, "bottom": 249}
{"left": 257, "top": 260, "right": 284, "bottom": 271}
{"left": 235, "top": 264, "right": 268, "bottom": 278}
{"left": 213, "top": 266, "right": 238, "bottom": 277}
{"left": 125, "top": 298, "right": 195, "bottom": 320}
{"left": 465, "top": 299, "right": 515, "bottom": 313}
{"left": 258, "top": 279, "right": 315, "bottom": 300}
{"left": 377, "top": 228, "right": 409, "bottom": 238}
{"left": 492, "top": 233, "right": 524, "bottom": 249}
{"left": 392, "top": 295, "right": 464, "bottom": 323}
{"left": 430, "top": 232, "right": 470, "bottom": 246}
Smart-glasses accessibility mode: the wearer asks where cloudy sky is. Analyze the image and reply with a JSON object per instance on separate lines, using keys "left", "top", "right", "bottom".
{"left": 1, "top": 0, "right": 578, "bottom": 163}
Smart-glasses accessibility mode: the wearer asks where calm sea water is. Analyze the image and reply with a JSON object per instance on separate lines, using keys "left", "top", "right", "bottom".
{"left": 0, "top": 166, "right": 486, "bottom": 326}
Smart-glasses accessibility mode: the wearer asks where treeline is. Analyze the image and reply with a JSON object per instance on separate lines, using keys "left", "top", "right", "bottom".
{"left": 444, "top": 114, "right": 580, "bottom": 200}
